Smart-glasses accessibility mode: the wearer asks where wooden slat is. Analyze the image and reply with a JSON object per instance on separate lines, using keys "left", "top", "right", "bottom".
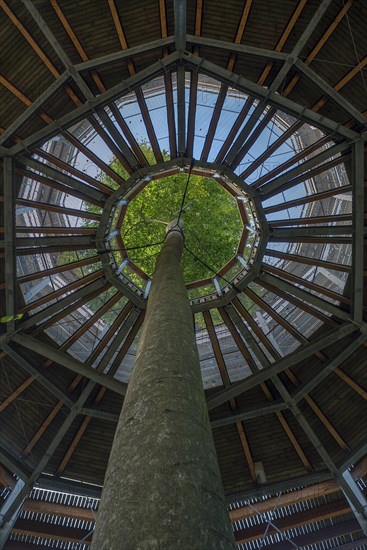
{"left": 0, "top": 465, "right": 16, "bottom": 488}
{"left": 19, "top": 270, "right": 103, "bottom": 314}
{"left": 283, "top": 0, "right": 355, "bottom": 96}
{"left": 234, "top": 500, "right": 351, "bottom": 543}
{"left": 219, "top": 307, "right": 312, "bottom": 471}
{"left": 229, "top": 479, "right": 339, "bottom": 521}
{"left": 203, "top": 310, "right": 257, "bottom": 481}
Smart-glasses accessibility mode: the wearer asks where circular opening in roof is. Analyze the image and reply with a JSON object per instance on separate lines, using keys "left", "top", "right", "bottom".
{"left": 101, "top": 163, "right": 261, "bottom": 303}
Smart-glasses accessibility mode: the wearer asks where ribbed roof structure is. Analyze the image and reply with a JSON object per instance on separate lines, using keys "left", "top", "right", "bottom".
{"left": 0, "top": 0, "right": 366, "bottom": 547}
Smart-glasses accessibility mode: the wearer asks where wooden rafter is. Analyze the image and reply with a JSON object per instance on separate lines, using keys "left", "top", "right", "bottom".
{"left": 233, "top": 295, "right": 350, "bottom": 452}
{"left": 108, "top": 0, "right": 163, "bottom": 163}
{"left": 203, "top": 310, "right": 257, "bottom": 482}
{"left": 200, "top": 0, "right": 253, "bottom": 161}
{"left": 219, "top": 307, "right": 313, "bottom": 471}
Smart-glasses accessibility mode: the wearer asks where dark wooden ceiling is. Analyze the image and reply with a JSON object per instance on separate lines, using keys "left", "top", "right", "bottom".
{"left": 0, "top": 0, "right": 366, "bottom": 548}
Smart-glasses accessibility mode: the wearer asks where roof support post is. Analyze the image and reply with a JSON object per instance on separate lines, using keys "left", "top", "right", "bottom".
{"left": 206, "top": 321, "right": 358, "bottom": 410}
{"left": 341, "top": 469, "right": 367, "bottom": 536}
{"left": 352, "top": 137, "right": 365, "bottom": 323}
{"left": 92, "top": 227, "right": 235, "bottom": 548}
{"left": 269, "top": 375, "right": 367, "bottom": 535}
{"left": 3, "top": 157, "right": 16, "bottom": 333}
{"left": 174, "top": 0, "right": 186, "bottom": 52}
{"left": 0, "top": 380, "right": 96, "bottom": 530}
{"left": 0, "top": 478, "right": 26, "bottom": 548}
{"left": 270, "top": 0, "right": 333, "bottom": 90}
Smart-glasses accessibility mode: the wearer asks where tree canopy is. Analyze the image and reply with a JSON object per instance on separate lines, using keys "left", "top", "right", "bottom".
{"left": 104, "top": 148, "right": 243, "bottom": 285}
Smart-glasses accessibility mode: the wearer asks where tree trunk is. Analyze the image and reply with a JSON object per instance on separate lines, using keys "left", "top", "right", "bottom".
{"left": 92, "top": 228, "right": 235, "bottom": 549}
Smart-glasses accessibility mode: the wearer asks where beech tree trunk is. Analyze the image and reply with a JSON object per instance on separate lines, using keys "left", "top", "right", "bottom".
{"left": 92, "top": 228, "right": 235, "bottom": 549}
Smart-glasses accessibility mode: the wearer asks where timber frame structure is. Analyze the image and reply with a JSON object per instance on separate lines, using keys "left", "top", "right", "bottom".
{"left": 0, "top": 0, "right": 366, "bottom": 548}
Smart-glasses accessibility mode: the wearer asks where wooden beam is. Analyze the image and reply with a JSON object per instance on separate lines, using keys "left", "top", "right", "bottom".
{"left": 334, "top": 368, "right": 367, "bottom": 401}
{"left": 19, "top": 270, "right": 103, "bottom": 314}
{"left": 234, "top": 500, "right": 352, "bottom": 543}
{"left": 17, "top": 256, "right": 100, "bottom": 284}
{"left": 12, "top": 519, "right": 92, "bottom": 545}
{"left": 353, "top": 455, "right": 367, "bottom": 479}
{"left": 283, "top": 0, "right": 354, "bottom": 96}
{"left": 219, "top": 307, "right": 312, "bottom": 471}
{"left": 0, "top": 465, "right": 16, "bottom": 489}
{"left": 257, "top": 0, "right": 307, "bottom": 85}
{"left": 203, "top": 310, "right": 257, "bottom": 482}
{"left": 261, "top": 263, "right": 351, "bottom": 306}
{"left": 0, "top": 74, "right": 52, "bottom": 125}
{"left": 263, "top": 184, "right": 352, "bottom": 215}
{"left": 230, "top": 479, "right": 340, "bottom": 521}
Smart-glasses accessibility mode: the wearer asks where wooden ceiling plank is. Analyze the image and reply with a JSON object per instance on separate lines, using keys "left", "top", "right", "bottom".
{"left": 0, "top": 377, "right": 35, "bottom": 414}
{"left": 243, "top": 3, "right": 359, "bottom": 184}
{"left": 159, "top": 0, "right": 168, "bottom": 38}
{"left": 1, "top": 0, "right": 82, "bottom": 106}
{"left": 0, "top": 74, "right": 52, "bottom": 125}
{"left": 22, "top": 498, "right": 94, "bottom": 521}
{"left": 334, "top": 368, "right": 367, "bottom": 401}
{"left": 216, "top": 0, "right": 306, "bottom": 168}
{"left": 353, "top": 456, "right": 367, "bottom": 479}
{"left": 50, "top": 1, "right": 145, "bottom": 168}
{"left": 0, "top": 0, "right": 60, "bottom": 78}
{"left": 201, "top": 311, "right": 257, "bottom": 482}
{"left": 108, "top": 0, "right": 163, "bottom": 162}
{"left": 258, "top": 0, "right": 308, "bottom": 86}
{"left": 235, "top": 501, "right": 354, "bottom": 543}
{"left": 22, "top": 401, "right": 64, "bottom": 457}
{"left": 20, "top": 305, "right": 133, "bottom": 458}
{"left": 284, "top": 0, "right": 355, "bottom": 96}
{"left": 194, "top": 0, "right": 203, "bottom": 37}
{"left": 12, "top": 520, "right": 93, "bottom": 545}
{"left": 229, "top": 478, "right": 340, "bottom": 521}
{"left": 7, "top": 295, "right": 121, "bottom": 449}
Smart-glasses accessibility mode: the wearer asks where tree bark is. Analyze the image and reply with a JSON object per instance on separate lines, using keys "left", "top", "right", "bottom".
{"left": 92, "top": 228, "right": 235, "bottom": 549}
